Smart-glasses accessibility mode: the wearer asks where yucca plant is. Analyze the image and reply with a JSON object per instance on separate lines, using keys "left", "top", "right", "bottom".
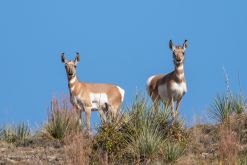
{"left": 122, "top": 96, "right": 173, "bottom": 163}
{"left": 126, "top": 96, "right": 171, "bottom": 137}
{"left": 163, "top": 141, "right": 185, "bottom": 164}
{"left": 124, "top": 120, "right": 164, "bottom": 163}
{"left": 231, "top": 93, "right": 246, "bottom": 115}
{"left": 209, "top": 95, "right": 232, "bottom": 124}
{"left": 45, "top": 97, "right": 81, "bottom": 140}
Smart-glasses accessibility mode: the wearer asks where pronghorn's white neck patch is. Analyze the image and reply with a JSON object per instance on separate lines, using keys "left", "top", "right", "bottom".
{"left": 70, "top": 85, "right": 75, "bottom": 92}
{"left": 70, "top": 76, "right": 77, "bottom": 84}
{"left": 176, "top": 73, "right": 184, "bottom": 80}
{"left": 176, "top": 64, "right": 184, "bottom": 71}
{"left": 89, "top": 93, "right": 108, "bottom": 109}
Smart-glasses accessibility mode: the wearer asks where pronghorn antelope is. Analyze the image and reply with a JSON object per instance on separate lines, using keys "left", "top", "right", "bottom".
{"left": 61, "top": 53, "right": 125, "bottom": 130}
{"left": 147, "top": 40, "right": 188, "bottom": 121}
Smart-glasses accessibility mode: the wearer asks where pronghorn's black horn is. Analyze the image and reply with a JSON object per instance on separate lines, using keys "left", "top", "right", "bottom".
{"left": 75, "top": 52, "right": 80, "bottom": 62}
{"left": 169, "top": 40, "right": 174, "bottom": 50}
{"left": 183, "top": 40, "right": 188, "bottom": 49}
{"left": 61, "top": 53, "right": 66, "bottom": 63}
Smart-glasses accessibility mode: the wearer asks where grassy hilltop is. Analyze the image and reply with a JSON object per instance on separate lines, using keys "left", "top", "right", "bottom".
{"left": 0, "top": 90, "right": 247, "bottom": 165}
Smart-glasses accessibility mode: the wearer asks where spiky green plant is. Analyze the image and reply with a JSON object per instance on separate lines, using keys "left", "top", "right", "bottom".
{"left": 163, "top": 142, "right": 185, "bottom": 164}
{"left": 91, "top": 95, "right": 187, "bottom": 164}
{"left": 231, "top": 93, "right": 246, "bottom": 115}
{"left": 0, "top": 123, "right": 31, "bottom": 145}
{"left": 122, "top": 95, "right": 186, "bottom": 163}
{"left": 124, "top": 120, "right": 164, "bottom": 163}
{"left": 209, "top": 95, "right": 232, "bottom": 124}
{"left": 45, "top": 97, "right": 81, "bottom": 140}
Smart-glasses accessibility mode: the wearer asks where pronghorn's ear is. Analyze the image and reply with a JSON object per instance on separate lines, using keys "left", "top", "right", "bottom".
{"left": 183, "top": 40, "right": 188, "bottom": 50}
{"left": 169, "top": 40, "right": 174, "bottom": 51}
{"left": 74, "top": 52, "right": 80, "bottom": 65}
{"left": 61, "top": 53, "right": 67, "bottom": 63}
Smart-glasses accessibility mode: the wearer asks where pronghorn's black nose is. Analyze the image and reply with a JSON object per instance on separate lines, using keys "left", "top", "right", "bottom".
{"left": 68, "top": 69, "right": 73, "bottom": 75}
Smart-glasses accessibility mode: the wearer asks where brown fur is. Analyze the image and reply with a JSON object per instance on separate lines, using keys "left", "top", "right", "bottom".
{"left": 61, "top": 53, "right": 124, "bottom": 131}
{"left": 147, "top": 40, "right": 188, "bottom": 122}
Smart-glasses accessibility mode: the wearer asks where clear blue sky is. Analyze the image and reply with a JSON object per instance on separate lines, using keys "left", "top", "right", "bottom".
{"left": 1, "top": 0, "right": 247, "bottom": 126}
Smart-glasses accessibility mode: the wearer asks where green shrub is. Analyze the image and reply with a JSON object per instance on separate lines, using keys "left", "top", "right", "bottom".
{"left": 124, "top": 120, "right": 164, "bottom": 163}
{"left": 209, "top": 95, "right": 232, "bottom": 124}
{"left": 45, "top": 97, "right": 81, "bottom": 140}
{"left": 163, "top": 141, "right": 185, "bottom": 164}
{"left": 92, "top": 112, "right": 127, "bottom": 163}
{"left": 0, "top": 122, "right": 31, "bottom": 145}
{"left": 231, "top": 93, "right": 246, "bottom": 115}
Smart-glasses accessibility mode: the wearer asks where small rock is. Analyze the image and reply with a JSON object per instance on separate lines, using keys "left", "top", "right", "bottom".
{"left": 201, "top": 152, "right": 209, "bottom": 159}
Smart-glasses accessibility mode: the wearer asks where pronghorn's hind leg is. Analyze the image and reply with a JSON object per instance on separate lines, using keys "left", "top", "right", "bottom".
{"left": 98, "top": 108, "right": 106, "bottom": 122}
{"left": 108, "top": 104, "right": 119, "bottom": 121}
{"left": 150, "top": 92, "right": 161, "bottom": 112}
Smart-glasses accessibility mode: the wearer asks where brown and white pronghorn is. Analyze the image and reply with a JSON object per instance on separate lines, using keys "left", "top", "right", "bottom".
{"left": 146, "top": 40, "right": 188, "bottom": 121}
{"left": 61, "top": 52, "right": 125, "bottom": 130}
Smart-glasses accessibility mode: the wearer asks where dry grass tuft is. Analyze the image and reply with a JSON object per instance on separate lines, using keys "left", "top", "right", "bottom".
{"left": 63, "top": 131, "right": 91, "bottom": 165}
{"left": 218, "top": 125, "right": 240, "bottom": 164}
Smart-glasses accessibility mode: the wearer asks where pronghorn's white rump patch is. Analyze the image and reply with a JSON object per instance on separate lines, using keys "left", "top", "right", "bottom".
{"left": 146, "top": 75, "right": 156, "bottom": 87}
{"left": 116, "top": 86, "right": 125, "bottom": 102}
{"left": 89, "top": 93, "right": 108, "bottom": 109}
{"left": 70, "top": 76, "right": 77, "bottom": 84}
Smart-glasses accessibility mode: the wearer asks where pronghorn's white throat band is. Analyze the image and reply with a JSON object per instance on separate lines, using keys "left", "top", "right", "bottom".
{"left": 70, "top": 76, "right": 77, "bottom": 84}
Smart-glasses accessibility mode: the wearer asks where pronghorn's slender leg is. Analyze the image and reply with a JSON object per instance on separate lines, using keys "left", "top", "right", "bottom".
{"left": 169, "top": 97, "right": 175, "bottom": 124}
{"left": 98, "top": 109, "right": 106, "bottom": 122}
{"left": 153, "top": 98, "right": 160, "bottom": 112}
{"left": 111, "top": 107, "right": 119, "bottom": 120}
{"left": 175, "top": 98, "right": 182, "bottom": 121}
{"left": 85, "top": 107, "right": 91, "bottom": 131}
{"left": 79, "top": 110, "right": 82, "bottom": 127}
{"left": 75, "top": 106, "right": 82, "bottom": 127}
{"left": 162, "top": 100, "right": 169, "bottom": 116}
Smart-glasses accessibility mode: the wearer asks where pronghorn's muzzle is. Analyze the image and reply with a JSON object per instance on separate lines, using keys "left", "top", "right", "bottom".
{"left": 174, "top": 59, "right": 183, "bottom": 65}
{"left": 67, "top": 67, "right": 75, "bottom": 77}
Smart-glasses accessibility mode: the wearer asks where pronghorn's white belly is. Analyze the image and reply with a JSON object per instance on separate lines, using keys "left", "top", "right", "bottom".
{"left": 71, "top": 93, "right": 109, "bottom": 111}
{"left": 89, "top": 93, "right": 108, "bottom": 110}
{"left": 158, "top": 83, "right": 169, "bottom": 100}
{"left": 170, "top": 82, "right": 187, "bottom": 100}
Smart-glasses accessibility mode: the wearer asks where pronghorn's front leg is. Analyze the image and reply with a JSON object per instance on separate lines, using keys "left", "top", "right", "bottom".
{"left": 74, "top": 104, "right": 82, "bottom": 127}
{"left": 85, "top": 107, "right": 91, "bottom": 131}
{"left": 78, "top": 109, "right": 82, "bottom": 127}
{"left": 175, "top": 97, "right": 182, "bottom": 120}
{"left": 169, "top": 97, "right": 175, "bottom": 123}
